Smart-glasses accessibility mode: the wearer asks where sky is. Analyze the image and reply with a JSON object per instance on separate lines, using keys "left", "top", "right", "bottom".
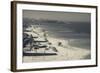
{"left": 23, "top": 10, "right": 91, "bottom": 22}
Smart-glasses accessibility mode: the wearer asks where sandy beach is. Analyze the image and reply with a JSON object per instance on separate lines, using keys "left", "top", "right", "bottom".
{"left": 23, "top": 35, "right": 90, "bottom": 63}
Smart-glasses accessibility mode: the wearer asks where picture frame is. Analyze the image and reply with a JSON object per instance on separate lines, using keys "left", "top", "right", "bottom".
{"left": 11, "top": 1, "right": 98, "bottom": 72}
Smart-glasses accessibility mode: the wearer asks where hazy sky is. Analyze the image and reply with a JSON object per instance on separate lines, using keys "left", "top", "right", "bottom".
{"left": 23, "top": 10, "right": 91, "bottom": 22}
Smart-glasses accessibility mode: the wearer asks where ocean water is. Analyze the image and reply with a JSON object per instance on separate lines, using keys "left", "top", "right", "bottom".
{"left": 68, "top": 38, "right": 90, "bottom": 49}
{"left": 34, "top": 22, "right": 90, "bottom": 48}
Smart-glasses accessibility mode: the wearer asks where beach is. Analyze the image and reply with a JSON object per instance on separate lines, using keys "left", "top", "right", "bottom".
{"left": 23, "top": 36, "right": 90, "bottom": 63}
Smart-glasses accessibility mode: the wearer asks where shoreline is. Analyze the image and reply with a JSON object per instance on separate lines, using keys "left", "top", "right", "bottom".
{"left": 23, "top": 26, "right": 90, "bottom": 63}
